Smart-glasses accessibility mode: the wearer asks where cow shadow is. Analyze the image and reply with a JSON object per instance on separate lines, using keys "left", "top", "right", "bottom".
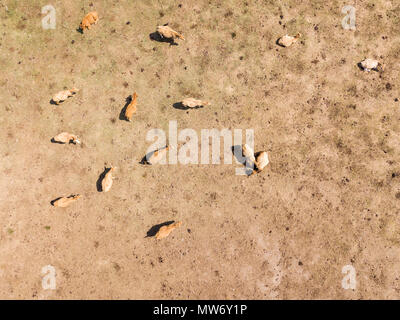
{"left": 149, "top": 32, "right": 178, "bottom": 46}
{"left": 139, "top": 155, "right": 149, "bottom": 165}
{"left": 119, "top": 95, "right": 133, "bottom": 121}
{"left": 50, "top": 197, "right": 62, "bottom": 206}
{"left": 50, "top": 138, "right": 65, "bottom": 144}
{"left": 173, "top": 102, "right": 203, "bottom": 110}
{"left": 356, "top": 62, "right": 365, "bottom": 71}
{"left": 231, "top": 145, "right": 255, "bottom": 176}
{"left": 232, "top": 145, "right": 245, "bottom": 164}
{"left": 96, "top": 167, "right": 111, "bottom": 192}
{"left": 276, "top": 38, "right": 285, "bottom": 47}
{"left": 139, "top": 145, "right": 168, "bottom": 164}
{"left": 139, "top": 150, "right": 157, "bottom": 165}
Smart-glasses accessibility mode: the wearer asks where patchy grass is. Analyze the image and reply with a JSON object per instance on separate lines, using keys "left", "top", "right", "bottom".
{"left": 0, "top": 0, "right": 399, "bottom": 300}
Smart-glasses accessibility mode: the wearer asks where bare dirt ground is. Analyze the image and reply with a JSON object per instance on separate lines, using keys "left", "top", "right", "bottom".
{"left": 0, "top": 0, "right": 399, "bottom": 299}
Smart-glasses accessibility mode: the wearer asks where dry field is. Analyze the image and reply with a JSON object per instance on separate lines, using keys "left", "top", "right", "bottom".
{"left": 0, "top": 0, "right": 399, "bottom": 299}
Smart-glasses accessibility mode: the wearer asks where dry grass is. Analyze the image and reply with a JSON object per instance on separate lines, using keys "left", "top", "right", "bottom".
{"left": 0, "top": 0, "right": 399, "bottom": 299}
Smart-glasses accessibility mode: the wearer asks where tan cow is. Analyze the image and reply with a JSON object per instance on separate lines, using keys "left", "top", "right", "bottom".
{"left": 80, "top": 11, "right": 99, "bottom": 31}
{"left": 156, "top": 25, "right": 185, "bottom": 41}
{"left": 125, "top": 92, "right": 138, "bottom": 121}
{"left": 52, "top": 195, "right": 81, "bottom": 207}
{"left": 52, "top": 132, "right": 80, "bottom": 144}
{"left": 52, "top": 88, "right": 79, "bottom": 104}
{"left": 278, "top": 33, "right": 301, "bottom": 47}
{"left": 155, "top": 221, "right": 182, "bottom": 239}
{"left": 102, "top": 167, "right": 116, "bottom": 192}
